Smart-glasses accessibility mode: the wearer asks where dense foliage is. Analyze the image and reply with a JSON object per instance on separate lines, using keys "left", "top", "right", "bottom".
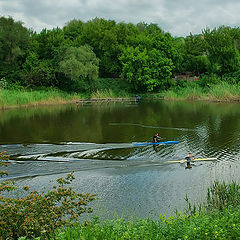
{"left": 2, "top": 16, "right": 240, "bottom": 93}
{"left": 56, "top": 210, "right": 240, "bottom": 239}
{"left": 0, "top": 152, "right": 96, "bottom": 239}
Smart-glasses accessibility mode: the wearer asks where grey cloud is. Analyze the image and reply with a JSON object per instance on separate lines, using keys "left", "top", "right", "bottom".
{"left": 1, "top": 0, "right": 240, "bottom": 36}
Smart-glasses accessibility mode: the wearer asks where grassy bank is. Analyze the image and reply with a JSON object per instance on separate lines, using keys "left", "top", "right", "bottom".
{"left": 55, "top": 181, "right": 240, "bottom": 240}
{"left": 56, "top": 209, "right": 240, "bottom": 239}
{"left": 2, "top": 80, "right": 240, "bottom": 109}
{"left": 0, "top": 78, "right": 133, "bottom": 109}
{"left": 0, "top": 89, "right": 86, "bottom": 109}
{"left": 91, "top": 89, "right": 132, "bottom": 99}
{"left": 162, "top": 82, "right": 240, "bottom": 101}
{"left": 6, "top": 181, "right": 240, "bottom": 239}
{"left": 0, "top": 88, "right": 134, "bottom": 109}
{"left": 0, "top": 89, "right": 133, "bottom": 109}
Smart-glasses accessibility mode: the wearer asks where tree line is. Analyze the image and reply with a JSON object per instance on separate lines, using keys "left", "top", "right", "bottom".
{"left": 1, "top": 16, "right": 240, "bottom": 93}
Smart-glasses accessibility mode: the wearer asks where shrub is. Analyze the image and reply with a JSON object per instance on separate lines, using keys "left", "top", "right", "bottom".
{"left": 206, "top": 181, "right": 240, "bottom": 211}
{"left": 197, "top": 73, "right": 220, "bottom": 89}
{"left": 0, "top": 152, "right": 96, "bottom": 239}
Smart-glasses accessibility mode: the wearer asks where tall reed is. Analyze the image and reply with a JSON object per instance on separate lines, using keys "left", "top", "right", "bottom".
{"left": 91, "top": 89, "right": 131, "bottom": 99}
{"left": 163, "top": 82, "right": 240, "bottom": 101}
{"left": 163, "top": 85, "right": 204, "bottom": 100}
{"left": 0, "top": 89, "right": 84, "bottom": 109}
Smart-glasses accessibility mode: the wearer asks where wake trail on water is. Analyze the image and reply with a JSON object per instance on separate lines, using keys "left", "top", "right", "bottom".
{"left": 109, "top": 123, "right": 196, "bottom": 132}
{"left": 2, "top": 142, "right": 178, "bottom": 180}
{"left": 5, "top": 142, "right": 135, "bottom": 163}
{"left": 2, "top": 141, "right": 185, "bottom": 180}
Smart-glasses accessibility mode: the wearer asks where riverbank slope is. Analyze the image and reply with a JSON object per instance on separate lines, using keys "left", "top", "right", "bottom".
{"left": 1, "top": 81, "right": 240, "bottom": 109}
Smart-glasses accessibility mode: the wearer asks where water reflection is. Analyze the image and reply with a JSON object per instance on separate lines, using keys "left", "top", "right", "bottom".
{"left": 1, "top": 100, "right": 240, "bottom": 219}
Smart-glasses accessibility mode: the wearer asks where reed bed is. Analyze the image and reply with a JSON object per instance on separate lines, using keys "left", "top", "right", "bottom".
{"left": 1, "top": 81, "right": 240, "bottom": 109}
{"left": 0, "top": 88, "right": 133, "bottom": 109}
{"left": 91, "top": 89, "right": 131, "bottom": 99}
{"left": 0, "top": 89, "right": 84, "bottom": 109}
{"left": 163, "top": 82, "right": 240, "bottom": 102}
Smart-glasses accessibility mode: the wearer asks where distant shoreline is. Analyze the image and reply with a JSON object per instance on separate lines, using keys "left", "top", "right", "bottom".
{"left": 1, "top": 85, "right": 240, "bottom": 110}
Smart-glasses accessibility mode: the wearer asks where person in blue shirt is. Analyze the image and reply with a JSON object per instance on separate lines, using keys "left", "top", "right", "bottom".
{"left": 135, "top": 95, "right": 141, "bottom": 102}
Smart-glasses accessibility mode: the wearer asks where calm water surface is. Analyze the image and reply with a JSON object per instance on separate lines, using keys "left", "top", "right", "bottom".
{"left": 1, "top": 100, "right": 240, "bottom": 219}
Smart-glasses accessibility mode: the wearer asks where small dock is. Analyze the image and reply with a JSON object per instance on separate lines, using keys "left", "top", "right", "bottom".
{"left": 76, "top": 98, "right": 139, "bottom": 103}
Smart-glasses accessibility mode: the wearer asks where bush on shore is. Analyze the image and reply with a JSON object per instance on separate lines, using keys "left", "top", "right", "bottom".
{"left": 0, "top": 152, "right": 96, "bottom": 239}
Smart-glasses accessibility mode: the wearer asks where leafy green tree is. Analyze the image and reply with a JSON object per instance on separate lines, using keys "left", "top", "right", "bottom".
{"left": 0, "top": 16, "right": 30, "bottom": 65}
{"left": 33, "top": 27, "right": 68, "bottom": 60}
{"left": 203, "top": 26, "right": 240, "bottom": 75}
{"left": 21, "top": 52, "right": 56, "bottom": 87}
{"left": 74, "top": 18, "right": 123, "bottom": 77}
{"left": 185, "top": 33, "right": 206, "bottom": 56}
{"left": 120, "top": 46, "right": 173, "bottom": 92}
{"left": 116, "top": 22, "right": 139, "bottom": 45}
{"left": 172, "top": 37, "right": 185, "bottom": 74}
{"left": 58, "top": 46, "right": 99, "bottom": 92}
{"left": 182, "top": 34, "right": 209, "bottom": 75}
{"left": 20, "top": 28, "right": 71, "bottom": 88}
{"left": 120, "top": 24, "right": 176, "bottom": 92}
{"left": 63, "top": 19, "right": 84, "bottom": 41}
{"left": 183, "top": 54, "right": 209, "bottom": 76}
{"left": 0, "top": 16, "right": 30, "bottom": 82}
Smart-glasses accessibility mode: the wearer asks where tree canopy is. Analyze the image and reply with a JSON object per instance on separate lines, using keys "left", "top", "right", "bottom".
{"left": 1, "top": 16, "right": 240, "bottom": 93}
{"left": 58, "top": 46, "right": 99, "bottom": 92}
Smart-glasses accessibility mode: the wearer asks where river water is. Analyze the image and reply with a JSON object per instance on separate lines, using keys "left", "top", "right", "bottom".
{"left": 1, "top": 100, "right": 240, "bottom": 220}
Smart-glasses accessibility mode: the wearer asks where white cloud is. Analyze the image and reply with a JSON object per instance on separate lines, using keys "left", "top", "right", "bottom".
{"left": 1, "top": 0, "right": 240, "bottom": 36}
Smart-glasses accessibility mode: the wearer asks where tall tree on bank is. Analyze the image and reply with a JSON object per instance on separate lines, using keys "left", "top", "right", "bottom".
{"left": 63, "top": 18, "right": 139, "bottom": 78}
{"left": 63, "top": 18, "right": 120, "bottom": 78}
{"left": 182, "top": 33, "right": 209, "bottom": 75}
{"left": 0, "top": 16, "right": 30, "bottom": 82}
{"left": 203, "top": 26, "right": 240, "bottom": 76}
{"left": 120, "top": 24, "right": 175, "bottom": 92}
{"left": 20, "top": 28, "right": 70, "bottom": 87}
{"left": 120, "top": 46, "right": 173, "bottom": 92}
{"left": 63, "top": 19, "right": 84, "bottom": 41}
{"left": 58, "top": 46, "right": 99, "bottom": 92}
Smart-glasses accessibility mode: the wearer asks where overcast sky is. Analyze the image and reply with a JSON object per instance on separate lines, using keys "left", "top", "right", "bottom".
{"left": 1, "top": 0, "right": 240, "bottom": 37}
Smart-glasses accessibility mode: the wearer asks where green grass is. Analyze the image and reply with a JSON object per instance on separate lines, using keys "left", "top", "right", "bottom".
{"left": 2, "top": 80, "right": 240, "bottom": 109}
{"left": 16, "top": 181, "right": 240, "bottom": 239}
{"left": 91, "top": 89, "right": 132, "bottom": 99}
{"left": 92, "top": 78, "right": 132, "bottom": 98}
{"left": 55, "top": 181, "right": 240, "bottom": 240}
{"left": 56, "top": 208, "right": 240, "bottom": 240}
{"left": 96, "top": 78, "right": 132, "bottom": 94}
{"left": 0, "top": 89, "right": 85, "bottom": 109}
{"left": 162, "top": 82, "right": 240, "bottom": 101}
{"left": 0, "top": 78, "right": 133, "bottom": 109}
{"left": 0, "top": 88, "right": 133, "bottom": 109}
{"left": 207, "top": 81, "right": 240, "bottom": 101}
{"left": 163, "top": 85, "right": 203, "bottom": 100}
